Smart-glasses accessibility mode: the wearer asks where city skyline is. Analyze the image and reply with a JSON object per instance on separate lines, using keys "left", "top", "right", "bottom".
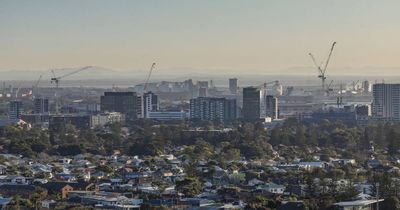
{"left": 2, "top": 1, "right": 400, "bottom": 76}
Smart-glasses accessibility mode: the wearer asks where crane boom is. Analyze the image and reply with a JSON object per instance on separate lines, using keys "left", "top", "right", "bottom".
{"left": 258, "top": 80, "right": 279, "bottom": 88}
{"left": 322, "top": 42, "right": 336, "bottom": 74}
{"left": 55, "top": 66, "right": 93, "bottom": 80}
{"left": 143, "top": 63, "right": 156, "bottom": 92}
{"left": 35, "top": 75, "right": 42, "bottom": 88}
{"left": 50, "top": 66, "right": 92, "bottom": 114}
{"left": 33, "top": 75, "right": 42, "bottom": 98}
{"left": 308, "top": 53, "right": 323, "bottom": 74}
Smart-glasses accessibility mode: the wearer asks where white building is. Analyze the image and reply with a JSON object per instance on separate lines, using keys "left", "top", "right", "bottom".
{"left": 147, "top": 111, "right": 186, "bottom": 121}
{"left": 91, "top": 112, "right": 125, "bottom": 127}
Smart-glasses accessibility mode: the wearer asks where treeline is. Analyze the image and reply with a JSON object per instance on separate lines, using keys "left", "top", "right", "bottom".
{"left": 2, "top": 118, "right": 400, "bottom": 160}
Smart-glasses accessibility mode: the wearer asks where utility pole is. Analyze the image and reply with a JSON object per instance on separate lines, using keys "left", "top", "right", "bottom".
{"left": 376, "top": 182, "right": 379, "bottom": 210}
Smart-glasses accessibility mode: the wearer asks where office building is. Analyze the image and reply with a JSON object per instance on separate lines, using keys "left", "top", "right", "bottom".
{"left": 8, "top": 100, "right": 23, "bottom": 120}
{"left": 224, "top": 98, "right": 237, "bottom": 121}
{"left": 147, "top": 111, "right": 187, "bottom": 121}
{"left": 142, "top": 92, "right": 158, "bottom": 118}
{"left": 372, "top": 83, "right": 400, "bottom": 121}
{"left": 34, "top": 98, "right": 49, "bottom": 114}
{"left": 199, "top": 87, "right": 207, "bottom": 97}
{"left": 100, "top": 92, "right": 137, "bottom": 120}
{"left": 242, "top": 87, "right": 267, "bottom": 121}
{"left": 229, "top": 78, "right": 238, "bottom": 94}
{"left": 190, "top": 97, "right": 237, "bottom": 122}
{"left": 266, "top": 95, "right": 278, "bottom": 119}
{"left": 197, "top": 81, "right": 209, "bottom": 97}
{"left": 362, "top": 80, "right": 371, "bottom": 93}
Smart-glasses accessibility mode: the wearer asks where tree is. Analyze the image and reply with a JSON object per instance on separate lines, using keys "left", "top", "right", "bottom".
{"left": 294, "top": 125, "right": 306, "bottom": 146}
{"left": 381, "top": 196, "right": 400, "bottom": 210}
{"left": 222, "top": 148, "right": 240, "bottom": 161}
{"left": 375, "top": 123, "right": 385, "bottom": 147}
{"left": 269, "top": 127, "right": 281, "bottom": 146}
{"left": 387, "top": 128, "right": 400, "bottom": 156}
{"left": 307, "top": 124, "right": 318, "bottom": 146}
{"left": 176, "top": 177, "right": 203, "bottom": 197}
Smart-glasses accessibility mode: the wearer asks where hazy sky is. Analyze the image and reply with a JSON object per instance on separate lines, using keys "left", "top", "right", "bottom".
{"left": 1, "top": 0, "right": 400, "bottom": 75}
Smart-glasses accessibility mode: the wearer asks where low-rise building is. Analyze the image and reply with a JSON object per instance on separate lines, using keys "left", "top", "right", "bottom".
{"left": 91, "top": 112, "right": 125, "bottom": 127}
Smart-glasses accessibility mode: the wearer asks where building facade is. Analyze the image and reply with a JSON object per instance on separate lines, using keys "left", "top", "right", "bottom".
{"left": 91, "top": 112, "right": 125, "bottom": 128}
{"left": 34, "top": 98, "right": 49, "bottom": 114}
{"left": 100, "top": 92, "right": 137, "bottom": 120}
{"left": 266, "top": 95, "right": 279, "bottom": 119}
{"left": 242, "top": 87, "right": 267, "bottom": 121}
{"left": 8, "top": 100, "right": 23, "bottom": 120}
{"left": 147, "top": 111, "right": 186, "bottom": 121}
{"left": 229, "top": 78, "right": 238, "bottom": 94}
{"left": 142, "top": 92, "right": 158, "bottom": 118}
{"left": 190, "top": 97, "right": 237, "bottom": 122}
{"left": 372, "top": 83, "right": 400, "bottom": 121}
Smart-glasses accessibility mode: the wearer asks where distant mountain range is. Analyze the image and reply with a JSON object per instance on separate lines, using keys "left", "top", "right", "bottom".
{"left": 1, "top": 66, "right": 400, "bottom": 83}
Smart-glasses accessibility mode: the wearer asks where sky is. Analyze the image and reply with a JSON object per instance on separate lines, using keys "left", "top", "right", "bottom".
{"left": 1, "top": 0, "right": 400, "bottom": 75}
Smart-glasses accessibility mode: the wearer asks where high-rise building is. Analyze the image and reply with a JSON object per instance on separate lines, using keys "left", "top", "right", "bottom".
{"left": 229, "top": 78, "right": 238, "bottom": 94}
{"left": 197, "top": 81, "right": 209, "bottom": 97}
{"left": 142, "top": 91, "right": 158, "bottom": 118}
{"left": 8, "top": 100, "right": 23, "bottom": 120}
{"left": 34, "top": 98, "right": 49, "bottom": 114}
{"left": 362, "top": 80, "right": 371, "bottom": 93}
{"left": 242, "top": 87, "right": 266, "bottom": 121}
{"left": 199, "top": 87, "right": 207, "bottom": 97}
{"left": 266, "top": 95, "right": 278, "bottom": 119}
{"left": 190, "top": 97, "right": 237, "bottom": 122}
{"left": 100, "top": 92, "right": 137, "bottom": 120}
{"left": 372, "top": 83, "right": 400, "bottom": 121}
{"left": 224, "top": 98, "right": 237, "bottom": 121}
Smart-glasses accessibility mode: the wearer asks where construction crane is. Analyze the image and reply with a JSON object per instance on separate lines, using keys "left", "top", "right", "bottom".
{"left": 326, "top": 80, "right": 334, "bottom": 95}
{"left": 259, "top": 80, "right": 279, "bottom": 88}
{"left": 51, "top": 66, "right": 92, "bottom": 114}
{"left": 352, "top": 80, "right": 360, "bottom": 91}
{"left": 143, "top": 62, "right": 156, "bottom": 93}
{"left": 32, "top": 75, "right": 42, "bottom": 98}
{"left": 309, "top": 42, "right": 337, "bottom": 91}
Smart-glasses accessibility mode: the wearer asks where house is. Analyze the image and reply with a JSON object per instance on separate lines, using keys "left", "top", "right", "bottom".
{"left": 41, "top": 182, "right": 74, "bottom": 199}
{"left": 54, "top": 173, "right": 76, "bottom": 182}
{"left": 247, "top": 178, "right": 264, "bottom": 187}
{"left": 41, "top": 200, "right": 57, "bottom": 209}
{"left": 0, "top": 184, "right": 37, "bottom": 198}
{"left": 41, "top": 181, "right": 96, "bottom": 199}
{"left": 365, "top": 159, "right": 381, "bottom": 168}
{"left": 58, "top": 158, "right": 72, "bottom": 164}
{"left": 278, "top": 201, "right": 306, "bottom": 210}
{"left": 333, "top": 199, "right": 384, "bottom": 210}
{"left": 285, "top": 184, "right": 306, "bottom": 196}
{"left": 332, "top": 159, "right": 356, "bottom": 166}
{"left": 0, "top": 197, "right": 12, "bottom": 208}
{"left": 298, "top": 161, "right": 327, "bottom": 171}
{"left": 355, "top": 183, "right": 373, "bottom": 195}
{"left": 0, "top": 175, "right": 30, "bottom": 185}
{"left": 256, "top": 183, "right": 285, "bottom": 194}
{"left": 78, "top": 193, "right": 141, "bottom": 209}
